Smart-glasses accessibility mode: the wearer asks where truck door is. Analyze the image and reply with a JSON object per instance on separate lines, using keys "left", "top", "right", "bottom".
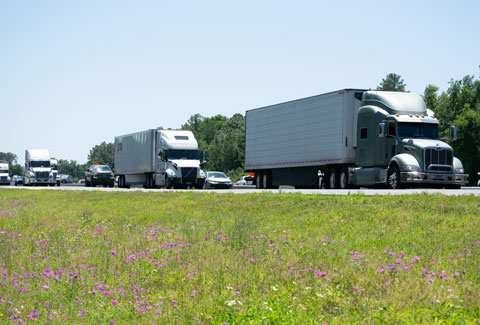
{"left": 384, "top": 121, "right": 397, "bottom": 164}
{"left": 156, "top": 149, "right": 166, "bottom": 185}
{"left": 375, "top": 122, "right": 386, "bottom": 166}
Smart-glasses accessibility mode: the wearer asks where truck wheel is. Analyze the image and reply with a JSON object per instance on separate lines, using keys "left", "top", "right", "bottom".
{"left": 326, "top": 169, "right": 337, "bottom": 189}
{"left": 256, "top": 172, "right": 263, "bottom": 189}
{"left": 387, "top": 166, "right": 402, "bottom": 189}
{"left": 338, "top": 168, "right": 349, "bottom": 189}
{"left": 166, "top": 177, "right": 173, "bottom": 189}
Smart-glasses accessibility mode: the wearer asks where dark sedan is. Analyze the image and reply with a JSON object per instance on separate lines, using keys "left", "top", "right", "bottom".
{"left": 85, "top": 165, "right": 115, "bottom": 187}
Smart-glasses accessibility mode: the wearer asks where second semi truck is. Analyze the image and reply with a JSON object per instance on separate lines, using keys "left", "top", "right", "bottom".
{"left": 114, "top": 129, "right": 205, "bottom": 189}
{"left": 245, "top": 89, "right": 468, "bottom": 189}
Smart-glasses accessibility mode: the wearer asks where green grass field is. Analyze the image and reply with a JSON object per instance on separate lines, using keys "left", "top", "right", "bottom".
{"left": 0, "top": 189, "right": 479, "bottom": 324}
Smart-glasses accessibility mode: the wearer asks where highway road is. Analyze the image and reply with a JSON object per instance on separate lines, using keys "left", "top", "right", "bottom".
{"left": 3, "top": 184, "right": 480, "bottom": 196}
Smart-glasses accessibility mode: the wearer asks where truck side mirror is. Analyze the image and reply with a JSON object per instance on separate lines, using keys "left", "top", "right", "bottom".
{"left": 162, "top": 151, "right": 168, "bottom": 161}
{"left": 451, "top": 126, "right": 457, "bottom": 140}
{"left": 201, "top": 151, "right": 207, "bottom": 164}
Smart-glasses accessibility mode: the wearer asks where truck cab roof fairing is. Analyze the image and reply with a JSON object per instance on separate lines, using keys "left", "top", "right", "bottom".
{"left": 362, "top": 91, "right": 427, "bottom": 115}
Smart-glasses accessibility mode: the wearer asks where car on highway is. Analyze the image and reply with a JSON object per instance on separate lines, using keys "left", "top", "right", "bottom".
{"left": 237, "top": 175, "right": 254, "bottom": 186}
{"left": 12, "top": 175, "right": 23, "bottom": 186}
{"left": 203, "top": 171, "right": 233, "bottom": 189}
{"left": 85, "top": 164, "right": 115, "bottom": 187}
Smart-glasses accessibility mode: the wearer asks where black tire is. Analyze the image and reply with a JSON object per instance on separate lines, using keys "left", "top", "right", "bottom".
{"left": 165, "top": 177, "right": 172, "bottom": 189}
{"left": 255, "top": 172, "right": 263, "bottom": 189}
{"left": 338, "top": 167, "right": 349, "bottom": 189}
{"left": 325, "top": 169, "right": 337, "bottom": 189}
{"left": 387, "top": 165, "right": 402, "bottom": 189}
{"left": 262, "top": 170, "right": 273, "bottom": 189}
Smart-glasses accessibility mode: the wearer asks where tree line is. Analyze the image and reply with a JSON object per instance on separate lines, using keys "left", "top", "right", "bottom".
{"left": 2, "top": 72, "right": 479, "bottom": 184}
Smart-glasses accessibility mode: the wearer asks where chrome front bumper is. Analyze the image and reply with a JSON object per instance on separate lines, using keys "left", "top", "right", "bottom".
{"left": 401, "top": 171, "right": 468, "bottom": 185}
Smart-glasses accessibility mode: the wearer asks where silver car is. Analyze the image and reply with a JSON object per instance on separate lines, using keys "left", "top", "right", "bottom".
{"left": 204, "top": 171, "right": 233, "bottom": 189}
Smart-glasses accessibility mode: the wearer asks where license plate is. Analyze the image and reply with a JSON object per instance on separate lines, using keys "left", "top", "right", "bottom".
{"left": 187, "top": 182, "right": 192, "bottom": 185}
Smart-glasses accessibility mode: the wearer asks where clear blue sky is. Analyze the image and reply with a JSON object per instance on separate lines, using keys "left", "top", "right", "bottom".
{"left": 1, "top": 1, "right": 479, "bottom": 165}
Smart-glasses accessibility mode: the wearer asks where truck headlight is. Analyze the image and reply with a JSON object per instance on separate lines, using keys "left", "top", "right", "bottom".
{"left": 93, "top": 173, "right": 98, "bottom": 179}
{"left": 402, "top": 165, "right": 419, "bottom": 172}
{"left": 455, "top": 168, "right": 464, "bottom": 174}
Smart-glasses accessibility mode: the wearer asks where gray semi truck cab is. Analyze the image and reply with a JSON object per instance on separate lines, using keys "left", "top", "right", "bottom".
{"left": 354, "top": 91, "right": 468, "bottom": 188}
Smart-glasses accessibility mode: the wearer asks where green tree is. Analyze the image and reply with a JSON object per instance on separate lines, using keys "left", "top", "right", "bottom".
{"left": 208, "top": 113, "right": 245, "bottom": 178}
{"left": 10, "top": 164, "right": 23, "bottom": 176}
{"left": 0, "top": 152, "right": 21, "bottom": 176}
{"left": 0, "top": 152, "right": 18, "bottom": 164}
{"left": 424, "top": 75, "right": 480, "bottom": 185}
{"left": 453, "top": 108, "right": 480, "bottom": 186}
{"left": 377, "top": 73, "right": 406, "bottom": 91}
{"left": 423, "top": 84, "right": 439, "bottom": 111}
{"left": 58, "top": 159, "right": 87, "bottom": 179}
{"left": 87, "top": 142, "right": 115, "bottom": 168}
{"left": 182, "top": 113, "right": 245, "bottom": 180}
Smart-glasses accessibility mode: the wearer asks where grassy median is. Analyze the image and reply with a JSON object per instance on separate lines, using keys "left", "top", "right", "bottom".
{"left": 0, "top": 189, "right": 479, "bottom": 323}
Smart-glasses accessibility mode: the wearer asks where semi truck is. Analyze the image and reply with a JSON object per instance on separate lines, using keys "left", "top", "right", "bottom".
{"left": 245, "top": 89, "right": 468, "bottom": 189}
{"left": 0, "top": 161, "right": 10, "bottom": 185}
{"left": 23, "top": 149, "right": 56, "bottom": 186}
{"left": 50, "top": 159, "right": 61, "bottom": 186}
{"left": 114, "top": 129, "right": 205, "bottom": 189}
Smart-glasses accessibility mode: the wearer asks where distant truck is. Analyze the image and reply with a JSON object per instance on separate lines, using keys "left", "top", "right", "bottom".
{"left": 0, "top": 161, "right": 10, "bottom": 185}
{"left": 245, "top": 89, "right": 468, "bottom": 189}
{"left": 23, "top": 149, "right": 56, "bottom": 186}
{"left": 50, "top": 159, "right": 61, "bottom": 186}
{"left": 114, "top": 129, "right": 205, "bottom": 189}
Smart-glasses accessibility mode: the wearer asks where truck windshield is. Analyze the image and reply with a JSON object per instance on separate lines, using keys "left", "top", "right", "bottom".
{"left": 0, "top": 170, "right": 8, "bottom": 174}
{"left": 169, "top": 150, "right": 199, "bottom": 160}
{"left": 31, "top": 161, "right": 51, "bottom": 168}
{"left": 398, "top": 123, "right": 438, "bottom": 139}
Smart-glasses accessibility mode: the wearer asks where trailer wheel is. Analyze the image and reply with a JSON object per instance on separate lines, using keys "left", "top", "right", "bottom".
{"left": 256, "top": 172, "right": 263, "bottom": 189}
{"left": 262, "top": 171, "right": 272, "bottom": 189}
{"left": 326, "top": 169, "right": 337, "bottom": 189}
{"left": 387, "top": 165, "right": 402, "bottom": 189}
{"left": 338, "top": 167, "right": 349, "bottom": 189}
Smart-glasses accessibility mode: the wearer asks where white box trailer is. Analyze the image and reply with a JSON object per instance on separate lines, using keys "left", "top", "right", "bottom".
{"left": 114, "top": 129, "right": 205, "bottom": 189}
{"left": 245, "top": 89, "right": 365, "bottom": 187}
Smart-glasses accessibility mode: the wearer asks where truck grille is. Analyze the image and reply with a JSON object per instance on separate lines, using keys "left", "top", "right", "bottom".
{"left": 35, "top": 171, "right": 49, "bottom": 179}
{"left": 181, "top": 167, "right": 197, "bottom": 181}
{"left": 0, "top": 176, "right": 7, "bottom": 180}
{"left": 424, "top": 148, "right": 453, "bottom": 172}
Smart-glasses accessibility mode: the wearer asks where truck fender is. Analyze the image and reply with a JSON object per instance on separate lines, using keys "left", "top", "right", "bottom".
{"left": 166, "top": 168, "right": 177, "bottom": 178}
{"left": 389, "top": 153, "right": 420, "bottom": 171}
{"left": 453, "top": 157, "right": 464, "bottom": 172}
